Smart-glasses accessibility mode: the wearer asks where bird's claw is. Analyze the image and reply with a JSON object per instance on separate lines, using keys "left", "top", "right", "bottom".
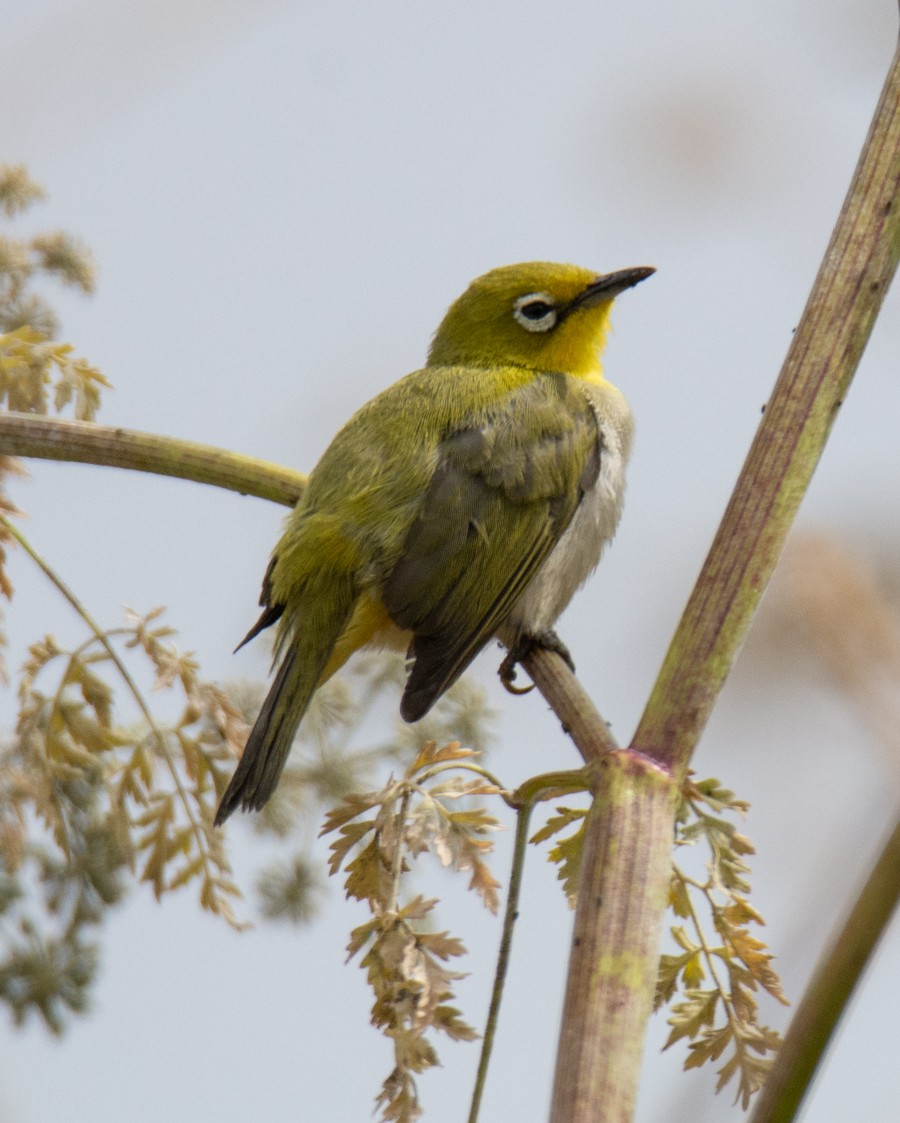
{"left": 534, "top": 629, "right": 576, "bottom": 672}
{"left": 498, "top": 630, "right": 575, "bottom": 696}
{"left": 499, "top": 647, "right": 535, "bottom": 695}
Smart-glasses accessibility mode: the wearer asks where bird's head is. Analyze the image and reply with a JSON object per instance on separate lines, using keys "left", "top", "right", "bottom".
{"left": 427, "top": 261, "right": 654, "bottom": 379}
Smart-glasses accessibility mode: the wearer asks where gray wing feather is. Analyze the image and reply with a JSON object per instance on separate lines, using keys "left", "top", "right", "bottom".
{"left": 382, "top": 374, "right": 601, "bottom": 720}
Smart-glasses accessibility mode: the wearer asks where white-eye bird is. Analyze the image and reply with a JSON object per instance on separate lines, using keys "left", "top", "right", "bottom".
{"left": 216, "top": 261, "right": 653, "bottom": 824}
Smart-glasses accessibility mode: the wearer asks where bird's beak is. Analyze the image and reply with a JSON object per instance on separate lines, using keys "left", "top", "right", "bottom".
{"left": 566, "top": 266, "right": 656, "bottom": 314}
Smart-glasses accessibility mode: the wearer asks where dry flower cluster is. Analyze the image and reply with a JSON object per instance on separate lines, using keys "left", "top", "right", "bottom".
{"left": 323, "top": 739, "right": 503, "bottom": 1121}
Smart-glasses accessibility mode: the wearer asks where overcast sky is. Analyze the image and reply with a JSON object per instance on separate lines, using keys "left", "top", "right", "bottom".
{"left": 1, "top": 2, "right": 898, "bottom": 1121}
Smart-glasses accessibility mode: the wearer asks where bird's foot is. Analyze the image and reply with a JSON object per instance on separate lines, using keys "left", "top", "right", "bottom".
{"left": 498, "top": 629, "right": 575, "bottom": 696}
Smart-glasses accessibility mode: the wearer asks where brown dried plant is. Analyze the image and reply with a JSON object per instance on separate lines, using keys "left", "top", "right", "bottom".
{"left": 0, "top": 168, "right": 249, "bottom": 1029}
{"left": 323, "top": 739, "right": 503, "bottom": 1122}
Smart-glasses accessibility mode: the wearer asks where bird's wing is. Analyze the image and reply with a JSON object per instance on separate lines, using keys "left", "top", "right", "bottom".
{"left": 234, "top": 555, "right": 284, "bottom": 652}
{"left": 381, "top": 371, "right": 601, "bottom": 720}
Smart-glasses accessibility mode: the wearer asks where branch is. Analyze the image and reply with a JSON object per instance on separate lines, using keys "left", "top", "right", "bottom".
{"left": 750, "top": 813, "right": 900, "bottom": 1123}
{"left": 0, "top": 412, "right": 306, "bottom": 507}
{"left": 632, "top": 36, "right": 900, "bottom": 776}
{"left": 549, "top": 34, "right": 900, "bottom": 1123}
{"left": 521, "top": 645, "right": 620, "bottom": 763}
{"left": 548, "top": 749, "right": 676, "bottom": 1122}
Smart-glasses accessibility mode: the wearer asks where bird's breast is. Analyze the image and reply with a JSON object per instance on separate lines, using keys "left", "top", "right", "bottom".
{"left": 501, "top": 383, "right": 632, "bottom": 640}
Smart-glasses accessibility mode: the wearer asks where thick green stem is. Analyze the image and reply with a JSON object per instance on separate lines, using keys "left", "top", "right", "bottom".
{"left": 750, "top": 813, "right": 900, "bottom": 1123}
{"left": 548, "top": 750, "right": 677, "bottom": 1123}
{"left": 632, "top": 36, "right": 900, "bottom": 777}
{"left": 548, "top": 36, "right": 899, "bottom": 1123}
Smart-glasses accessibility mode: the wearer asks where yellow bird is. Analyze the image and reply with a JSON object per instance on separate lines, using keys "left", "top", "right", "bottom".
{"left": 216, "top": 261, "right": 653, "bottom": 824}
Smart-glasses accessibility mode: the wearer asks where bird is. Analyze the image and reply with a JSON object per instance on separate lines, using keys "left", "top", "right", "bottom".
{"left": 215, "top": 261, "right": 654, "bottom": 824}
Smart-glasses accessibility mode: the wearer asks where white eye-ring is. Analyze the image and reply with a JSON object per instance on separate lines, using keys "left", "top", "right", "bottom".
{"left": 513, "top": 292, "right": 558, "bottom": 333}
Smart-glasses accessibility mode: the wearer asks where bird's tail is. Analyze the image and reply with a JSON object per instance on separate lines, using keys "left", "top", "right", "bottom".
{"left": 215, "top": 567, "right": 359, "bottom": 824}
{"left": 214, "top": 647, "right": 317, "bottom": 824}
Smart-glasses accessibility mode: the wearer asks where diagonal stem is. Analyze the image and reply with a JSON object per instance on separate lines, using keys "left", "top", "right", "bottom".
{"left": 548, "top": 34, "right": 900, "bottom": 1123}
{"left": 749, "top": 812, "right": 900, "bottom": 1123}
{"left": 632, "top": 36, "right": 900, "bottom": 777}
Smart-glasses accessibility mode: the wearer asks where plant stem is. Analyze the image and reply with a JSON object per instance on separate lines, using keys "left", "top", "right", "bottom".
{"left": 0, "top": 412, "right": 305, "bottom": 507}
{"left": 468, "top": 796, "right": 535, "bottom": 1123}
{"left": 548, "top": 749, "right": 677, "bottom": 1123}
{"left": 750, "top": 813, "right": 900, "bottom": 1123}
{"left": 467, "top": 766, "right": 596, "bottom": 1119}
{"left": 388, "top": 788, "right": 412, "bottom": 912}
{"left": 520, "top": 645, "right": 619, "bottom": 764}
{"left": 632, "top": 35, "right": 900, "bottom": 778}
{"left": 548, "top": 35, "right": 899, "bottom": 1123}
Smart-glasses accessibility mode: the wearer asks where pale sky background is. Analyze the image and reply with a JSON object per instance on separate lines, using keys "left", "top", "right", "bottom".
{"left": 1, "top": 2, "right": 899, "bottom": 1121}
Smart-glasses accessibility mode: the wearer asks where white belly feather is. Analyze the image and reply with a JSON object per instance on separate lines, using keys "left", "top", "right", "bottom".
{"left": 501, "top": 380, "right": 633, "bottom": 639}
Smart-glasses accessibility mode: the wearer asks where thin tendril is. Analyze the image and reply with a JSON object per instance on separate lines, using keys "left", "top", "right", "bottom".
{"left": 1, "top": 514, "right": 218, "bottom": 898}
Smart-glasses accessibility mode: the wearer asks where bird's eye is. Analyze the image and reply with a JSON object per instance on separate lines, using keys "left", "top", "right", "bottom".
{"left": 513, "top": 292, "right": 558, "bottom": 333}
